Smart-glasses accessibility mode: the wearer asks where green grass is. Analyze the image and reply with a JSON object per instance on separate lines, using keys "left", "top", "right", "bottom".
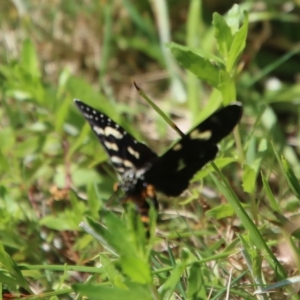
{"left": 1, "top": 1, "right": 300, "bottom": 299}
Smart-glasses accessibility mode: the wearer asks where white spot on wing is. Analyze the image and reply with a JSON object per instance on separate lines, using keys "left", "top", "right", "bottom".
{"left": 127, "top": 146, "right": 140, "bottom": 159}
{"left": 136, "top": 168, "right": 147, "bottom": 178}
{"left": 83, "top": 113, "right": 92, "bottom": 119}
{"left": 93, "top": 126, "right": 104, "bottom": 135}
{"left": 111, "top": 156, "right": 123, "bottom": 165}
{"left": 123, "top": 160, "right": 134, "bottom": 168}
{"left": 105, "top": 127, "right": 123, "bottom": 139}
{"left": 104, "top": 141, "right": 119, "bottom": 151}
{"left": 173, "top": 143, "right": 182, "bottom": 151}
{"left": 190, "top": 129, "right": 212, "bottom": 140}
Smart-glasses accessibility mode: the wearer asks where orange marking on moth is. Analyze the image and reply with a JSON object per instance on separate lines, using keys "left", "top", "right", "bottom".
{"left": 140, "top": 215, "right": 150, "bottom": 223}
{"left": 113, "top": 182, "right": 120, "bottom": 192}
{"left": 145, "top": 184, "right": 156, "bottom": 198}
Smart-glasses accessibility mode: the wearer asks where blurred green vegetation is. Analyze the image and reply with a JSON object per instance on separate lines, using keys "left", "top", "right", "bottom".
{"left": 1, "top": 0, "right": 300, "bottom": 299}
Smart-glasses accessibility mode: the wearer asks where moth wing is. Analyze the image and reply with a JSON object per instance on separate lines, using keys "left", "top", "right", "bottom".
{"left": 74, "top": 99, "right": 158, "bottom": 175}
{"left": 144, "top": 103, "right": 243, "bottom": 196}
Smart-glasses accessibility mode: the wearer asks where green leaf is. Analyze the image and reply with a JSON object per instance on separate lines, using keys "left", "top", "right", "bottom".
{"left": 207, "top": 203, "right": 244, "bottom": 219}
{"left": 0, "top": 243, "right": 31, "bottom": 293}
{"left": 20, "top": 39, "right": 40, "bottom": 78}
{"left": 85, "top": 214, "right": 152, "bottom": 284}
{"left": 186, "top": 263, "right": 207, "bottom": 299}
{"left": 100, "top": 254, "right": 127, "bottom": 289}
{"left": 213, "top": 13, "right": 233, "bottom": 58}
{"left": 227, "top": 11, "right": 249, "bottom": 72}
{"left": 169, "top": 42, "right": 220, "bottom": 87}
{"left": 87, "top": 183, "right": 102, "bottom": 219}
{"left": 218, "top": 70, "right": 236, "bottom": 104}
{"left": 242, "top": 164, "right": 256, "bottom": 193}
{"left": 40, "top": 212, "right": 83, "bottom": 231}
{"left": 226, "top": 4, "right": 241, "bottom": 34}
{"left": 0, "top": 150, "right": 9, "bottom": 171}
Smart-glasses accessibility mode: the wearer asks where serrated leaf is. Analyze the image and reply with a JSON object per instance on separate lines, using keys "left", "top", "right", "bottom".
{"left": 100, "top": 254, "right": 126, "bottom": 289}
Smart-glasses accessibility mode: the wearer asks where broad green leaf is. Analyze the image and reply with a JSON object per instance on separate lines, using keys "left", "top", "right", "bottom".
{"left": 169, "top": 42, "right": 219, "bottom": 87}
{"left": 206, "top": 203, "right": 248, "bottom": 219}
{"left": 226, "top": 4, "right": 241, "bottom": 34}
{"left": 186, "top": 263, "right": 207, "bottom": 299}
{"left": 100, "top": 254, "right": 127, "bottom": 289}
{"left": 213, "top": 13, "right": 233, "bottom": 58}
{"left": 56, "top": 166, "right": 101, "bottom": 188}
{"left": 227, "top": 12, "right": 249, "bottom": 72}
{"left": 40, "top": 211, "right": 84, "bottom": 231}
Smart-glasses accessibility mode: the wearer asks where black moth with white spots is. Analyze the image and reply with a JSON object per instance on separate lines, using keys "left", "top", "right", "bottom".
{"left": 74, "top": 99, "right": 243, "bottom": 219}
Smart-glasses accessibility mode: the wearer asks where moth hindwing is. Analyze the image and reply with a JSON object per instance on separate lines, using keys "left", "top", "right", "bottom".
{"left": 74, "top": 99, "right": 243, "bottom": 219}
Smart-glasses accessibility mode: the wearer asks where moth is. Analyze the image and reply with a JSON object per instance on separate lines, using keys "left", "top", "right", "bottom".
{"left": 74, "top": 99, "right": 242, "bottom": 221}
